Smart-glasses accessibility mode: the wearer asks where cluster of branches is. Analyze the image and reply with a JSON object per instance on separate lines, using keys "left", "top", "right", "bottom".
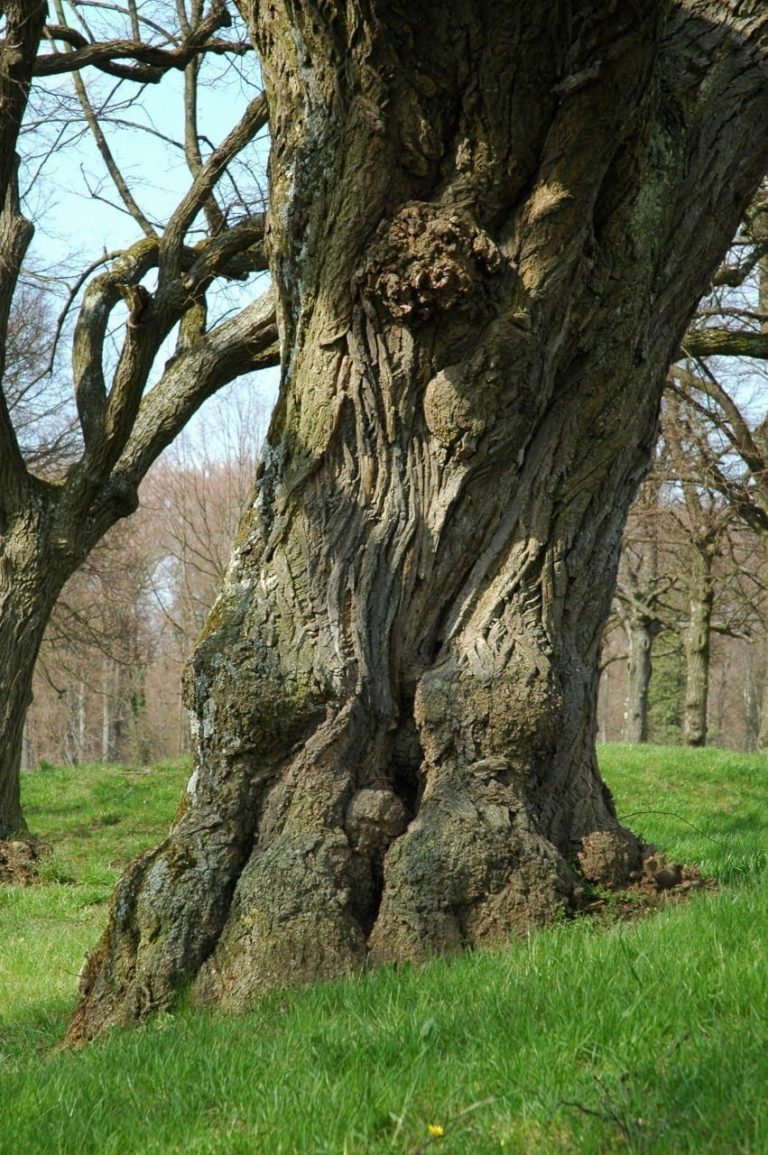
{"left": 0, "top": 0, "right": 278, "bottom": 540}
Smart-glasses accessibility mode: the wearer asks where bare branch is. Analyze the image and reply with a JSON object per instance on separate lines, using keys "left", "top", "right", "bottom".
{"left": 682, "top": 327, "right": 768, "bottom": 359}
{"left": 113, "top": 287, "right": 278, "bottom": 491}
{"left": 74, "top": 77, "right": 156, "bottom": 235}
{"left": 671, "top": 361, "right": 764, "bottom": 478}
{"left": 159, "top": 92, "right": 268, "bottom": 281}
{"left": 37, "top": 1, "right": 248, "bottom": 83}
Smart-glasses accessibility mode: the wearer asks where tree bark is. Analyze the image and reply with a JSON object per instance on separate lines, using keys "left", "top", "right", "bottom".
{"left": 0, "top": 501, "right": 72, "bottom": 836}
{"left": 616, "top": 515, "right": 663, "bottom": 744}
{"left": 683, "top": 549, "right": 714, "bottom": 747}
{"left": 757, "top": 538, "right": 768, "bottom": 751}
{"left": 624, "top": 618, "right": 655, "bottom": 744}
{"left": 68, "top": 1, "right": 768, "bottom": 1040}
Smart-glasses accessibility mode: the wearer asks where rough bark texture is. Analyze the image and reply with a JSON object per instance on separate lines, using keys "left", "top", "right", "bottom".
{"left": 69, "top": 1, "right": 768, "bottom": 1040}
{"left": 0, "top": 497, "right": 78, "bottom": 836}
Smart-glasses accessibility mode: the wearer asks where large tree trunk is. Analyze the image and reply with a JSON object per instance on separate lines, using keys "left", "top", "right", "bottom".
{"left": 683, "top": 550, "right": 714, "bottom": 747}
{"left": 68, "top": 1, "right": 768, "bottom": 1040}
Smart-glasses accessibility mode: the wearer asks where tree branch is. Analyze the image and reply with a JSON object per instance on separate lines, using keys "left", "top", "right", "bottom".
{"left": 112, "top": 288, "right": 278, "bottom": 492}
{"left": 670, "top": 362, "right": 764, "bottom": 478}
{"left": 159, "top": 93, "right": 268, "bottom": 283}
{"left": 71, "top": 236, "right": 159, "bottom": 454}
{"left": 682, "top": 327, "right": 768, "bottom": 359}
{"left": 37, "top": 1, "right": 248, "bottom": 83}
{"left": 68, "top": 49, "right": 157, "bottom": 236}
{"left": 0, "top": 1, "right": 49, "bottom": 517}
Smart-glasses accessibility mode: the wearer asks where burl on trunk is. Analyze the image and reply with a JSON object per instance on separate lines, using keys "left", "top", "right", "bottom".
{"left": 68, "top": 2, "right": 768, "bottom": 1039}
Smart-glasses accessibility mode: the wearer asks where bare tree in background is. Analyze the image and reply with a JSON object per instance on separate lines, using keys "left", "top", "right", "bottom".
{"left": 22, "top": 390, "right": 269, "bottom": 769}
{"left": 614, "top": 469, "right": 671, "bottom": 744}
{"left": 668, "top": 181, "right": 768, "bottom": 747}
{"left": 30, "top": 515, "right": 161, "bottom": 767}
{"left": 606, "top": 394, "right": 765, "bottom": 749}
{"left": 0, "top": 1, "right": 279, "bottom": 836}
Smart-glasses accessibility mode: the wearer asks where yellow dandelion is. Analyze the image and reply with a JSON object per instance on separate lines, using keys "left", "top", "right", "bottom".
{"left": 427, "top": 1123, "right": 445, "bottom": 1138}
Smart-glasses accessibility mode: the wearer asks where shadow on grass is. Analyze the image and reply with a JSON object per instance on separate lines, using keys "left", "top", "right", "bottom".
{"left": 0, "top": 998, "right": 75, "bottom": 1065}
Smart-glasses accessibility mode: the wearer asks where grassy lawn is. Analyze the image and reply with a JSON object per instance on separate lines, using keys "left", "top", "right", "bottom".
{"left": 1, "top": 746, "right": 767, "bottom": 1154}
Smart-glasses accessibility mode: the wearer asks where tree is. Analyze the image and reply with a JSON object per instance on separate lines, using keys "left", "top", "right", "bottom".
{"left": 18, "top": 390, "right": 268, "bottom": 769}
{"left": 68, "top": 2, "right": 768, "bottom": 1041}
{"left": 603, "top": 180, "right": 768, "bottom": 750}
{"left": 0, "top": 1, "right": 279, "bottom": 836}
{"left": 668, "top": 179, "right": 768, "bottom": 746}
{"left": 35, "top": 514, "right": 162, "bottom": 766}
{"left": 614, "top": 472, "right": 671, "bottom": 743}
{"left": 662, "top": 396, "right": 737, "bottom": 746}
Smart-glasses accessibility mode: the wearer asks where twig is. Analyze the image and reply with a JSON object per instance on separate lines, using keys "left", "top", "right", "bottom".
{"left": 618, "top": 808, "right": 730, "bottom": 848}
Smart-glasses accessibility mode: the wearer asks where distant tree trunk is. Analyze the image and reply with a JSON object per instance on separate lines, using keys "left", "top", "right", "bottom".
{"left": 757, "top": 543, "right": 768, "bottom": 751}
{"left": 615, "top": 478, "right": 665, "bottom": 743}
{"left": 101, "top": 658, "right": 120, "bottom": 763}
{"left": 745, "top": 648, "right": 760, "bottom": 751}
{"left": 101, "top": 660, "right": 113, "bottom": 763}
{"left": 20, "top": 721, "right": 30, "bottom": 773}
{"left": 624, "top": 617, "right": 656, "bottom": 744}
{"left": 683, "top": 550, "right": 714, "bottom": 746}
{"left": 68, "top": 1, "right": 768, "bottom": 1040}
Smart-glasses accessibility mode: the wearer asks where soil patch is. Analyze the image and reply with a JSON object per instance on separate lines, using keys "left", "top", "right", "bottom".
{"left": 0, "top": 839, "right": 46, "bottom": 885}
{"left": 576, "top": 843, "right": 718, "bottom": 922}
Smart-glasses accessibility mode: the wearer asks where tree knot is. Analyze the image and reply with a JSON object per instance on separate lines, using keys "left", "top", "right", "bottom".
{"left": 357, "top": 202, "right": 503, "bottom": 326}
{"left": 118, "top": 283, "right": 154, "bottom": 329}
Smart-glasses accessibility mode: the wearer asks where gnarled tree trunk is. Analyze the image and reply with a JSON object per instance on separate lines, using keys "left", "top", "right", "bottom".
{"left": 68, "top": 1, "right": 768, "bottom": 1040}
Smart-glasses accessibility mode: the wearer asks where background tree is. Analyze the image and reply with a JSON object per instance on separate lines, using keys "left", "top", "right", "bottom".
{"left": 0, "top": 0, "right": 279, "bottom": 837}
{"left": 613, "top": 470, "right": 672, "bottom": 743}
{"left": 603, "top": 399, "right": 765, "bottom": 748}
{"left": 663, "top": 396, "right": 739, "bottom": 747}
{"left": 24, "top": 389, "right": 268, "bottom": 766}
{"left": 666, "top": 180, "right": 768, "bottom": 746}
{"left": 598, "top": 179, "right": 768, "bottom": 749}
{"left": 68, "top": 2, "right": 768, "bottom": 1043}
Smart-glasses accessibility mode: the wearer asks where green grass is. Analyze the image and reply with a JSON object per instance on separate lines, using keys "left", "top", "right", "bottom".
{"left": 1, "top": 745, "right": 767, "bottom": 1154}
{"left": 600, "top": 743, "right": 768, "bottom": 884}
